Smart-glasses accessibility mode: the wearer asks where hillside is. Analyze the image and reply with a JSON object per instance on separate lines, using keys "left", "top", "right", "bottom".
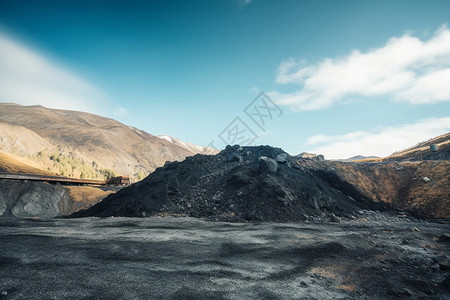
{"left": 157, "top": 135, "right": 216, "bottom": 154}
{"left": 0, "top": 149, "right": 120, "bottom": 218}
{"left": 72, "top": 144, "right": 449, "bottom": 220}
{"left": 0, "top": 150, "right": 56, "bottom": 175}
{"left": 0, "top": 103, "right": 217, "bottom": 181}
{"left": 355, "top": 132, "right": 450, "bottom": 162}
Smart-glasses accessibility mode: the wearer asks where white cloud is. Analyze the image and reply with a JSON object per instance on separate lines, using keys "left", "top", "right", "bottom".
{"left": 0, "top": 31, "right": 104, "bottom": 112}
{"left": 240, "top": 0, "right": 253, "bottom": 6}
{"left": 113, "top": 106, "right": 129, "bottom": 116}
{"left": 306, "top": 117, "right": 450, "bottom": 159}
{"left": 248, "top": 85, "right": 261, "bottom": 95}
{"left": 271, "top": 25, "right": 450, "bottom": 111}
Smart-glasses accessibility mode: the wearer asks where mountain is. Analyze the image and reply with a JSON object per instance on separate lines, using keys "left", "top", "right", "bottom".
{"left": 342, "top": 155, "right": 380, "bottom": 162}
{"left": 294, "top": 152, "right": 318, "bottom": 159}
{"left": 157, "top": 135, "right": 217, "bottom": 155}
{"left": 351, "top": 132, "right": 450, "bottom": 162}
{"left": 0, "top": 103, "right": 215, "bottom": 181}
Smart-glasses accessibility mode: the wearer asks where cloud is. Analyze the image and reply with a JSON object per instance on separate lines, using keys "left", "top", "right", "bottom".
{"left": 113, "top": 106, "right": 129, "bottom": 116}
{"left": 0, "top": 31, "right": 104, "bottom": 112}
{"left": 240, "top": 0, "right": 253, "bottom": 6}
{"left": 305, "top": 117, "right": 450, "bottom": 159}
{"left": 271, "top": 25, "right": 450, "bottom": 111}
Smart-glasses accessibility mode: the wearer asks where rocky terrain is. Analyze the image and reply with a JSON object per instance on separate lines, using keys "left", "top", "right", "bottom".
{"left": 71, "top": 144, "right": 450, "bottom": 221}
{"left": 70, "top": 146, "right": 383, "bottom": 221}
{"left": 0, "top": 179, "right": 120, "bottom": 218}
{"left": 0, "top": 147, "right": 121, "bottom": 218}
{"left": 0, "top": 216, "right": 449, "bottom": 299}
{"left": 1, "top": 138, "right": 449, "bottom": 300}
{"left": 0, "top": 103, "right": 217, "bottom": 181}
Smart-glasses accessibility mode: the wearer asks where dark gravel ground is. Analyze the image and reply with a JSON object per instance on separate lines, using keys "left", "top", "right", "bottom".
{"left": 0, "top": 215, "right": 449, "bottom": 299}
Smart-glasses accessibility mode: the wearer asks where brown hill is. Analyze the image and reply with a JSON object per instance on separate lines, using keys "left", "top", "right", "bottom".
{"left": 0, "top": 150, "right": 55, "bottom": 175}
{"left": 0, "top": 103, "right": 217, "bottom": 181}
{"left": 355, "top": 132, "right": 450, "bottom": 162}
{"left": 327, "top": 160, "right": 450, "bottom": 218}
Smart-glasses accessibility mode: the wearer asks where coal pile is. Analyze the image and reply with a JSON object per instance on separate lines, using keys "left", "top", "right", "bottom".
{"left": 71, "top": 145, "right": 387, "bottom": 221}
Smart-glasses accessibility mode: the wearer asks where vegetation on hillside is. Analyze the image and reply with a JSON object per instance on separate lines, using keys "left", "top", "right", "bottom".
{"left": 28, "top": 149, "right": 116, "bottom": 180}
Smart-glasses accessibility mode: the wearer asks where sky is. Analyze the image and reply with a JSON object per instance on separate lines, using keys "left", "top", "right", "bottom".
{"left": 1, "top": 0, "right": 450, "bottom": 158}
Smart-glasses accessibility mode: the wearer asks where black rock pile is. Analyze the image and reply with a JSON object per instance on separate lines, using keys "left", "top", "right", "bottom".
{"left": 71, "top": 145, "right": 387, "bottom": 222}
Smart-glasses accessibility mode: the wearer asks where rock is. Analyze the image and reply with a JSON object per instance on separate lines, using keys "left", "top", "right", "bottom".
{"left": 296, "top": 152, "right": 316, "bottom": 159}
{"left": 443, "top": 275, "right": 450, "bottom": 290}
{"left": 0, "top": 180, "right": 69, "bottom": 218}
{"left": 424, "top": 288, "right": 435, "bottom": 295}
{"left": 422, "top": 177, "right": 431, "bottom": 183}
{"left": 275, "top": 153, "right": 289, "bottom": 163}
{"left": 410, "top": 227, "right": 420, "bottom": 232}
{"left": 330, "top": 213, "right": 341, "bottom": 223}
{"left": 402, "top": 239, "right": 410, "bottom": 245}
{"left": 228, "top": 153, "right": 243, "bottom": 163}
{"left": 438, "top": 258, "right": 450, "bottom": 270}
{"left": 1, "top": 291, "right": 7, "bottom": 296}
{"left": 314, "top": 154, "right": 325, "bottom": 161}
{"left": 437, "top": 234, "right": 450, "bottom": 242}
{"left": 388, "top": 288, "right": 413, "bottom": 297}
{"left": 164, "top": 160, "right": 176, "bottom": 167}
{"left": 291, "top": 161, "right": 301, "bottom": 169}
{"left": 404, "top": 289, "right": 413, "bottom": 297}
{"left": 431, "top": 264, "right": 440, "bottom": 271}
{"left": 258, "top": 156, "right": 278, "bottom": 173}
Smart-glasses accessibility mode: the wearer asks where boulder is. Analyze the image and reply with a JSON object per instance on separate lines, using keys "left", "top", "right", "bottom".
{"left": 275, "top": 153, "right": 289, "bottom": 163}
{"left": 258, "top": 156, "right": 278, "bottom": 173}
{"left": 437, "top": 234, "right": 450, "bottom": 242}
{"left": 330, "top": 213, "right": 341, "bottom": 223}
{"left": 314, "top": 154, "right": 325, "bottom": 161}
{"left": 422, "top": 177, "right": 431, "bottom": 183}
{"left": 438, "top": 258, "right": 450, "bottom": 270}
{"left": 228, "top": 153, "right": 243, "bottom": 163}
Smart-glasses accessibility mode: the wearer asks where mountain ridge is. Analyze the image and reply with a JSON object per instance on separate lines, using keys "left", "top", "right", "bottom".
{"left": 0, "top": 103, "right": 216, "bottom": 181}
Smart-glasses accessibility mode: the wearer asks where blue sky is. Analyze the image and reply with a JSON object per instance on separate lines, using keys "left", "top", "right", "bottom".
{"left": 1, "top": 0, "right": 450, "bottom": 158}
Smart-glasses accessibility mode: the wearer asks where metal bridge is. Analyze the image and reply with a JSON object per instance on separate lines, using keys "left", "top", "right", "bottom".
{"left": 0, "top": 172, "right": 130, "bottom": 186}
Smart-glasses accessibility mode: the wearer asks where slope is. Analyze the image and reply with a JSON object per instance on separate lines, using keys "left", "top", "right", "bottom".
{"left": 355, "top": 132, "right": 450, "bottom": 162}
{"left": 72, "top": 144, "right": 449, "bottom": 220}
{"left": 0, "top": 103, "right": 214, "bottom": 181}
{"left": 0, "top": 150, "right": 55, "bottom": 175}
{"left": 71, "top": 145, "right": 388, "bottom": 221}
